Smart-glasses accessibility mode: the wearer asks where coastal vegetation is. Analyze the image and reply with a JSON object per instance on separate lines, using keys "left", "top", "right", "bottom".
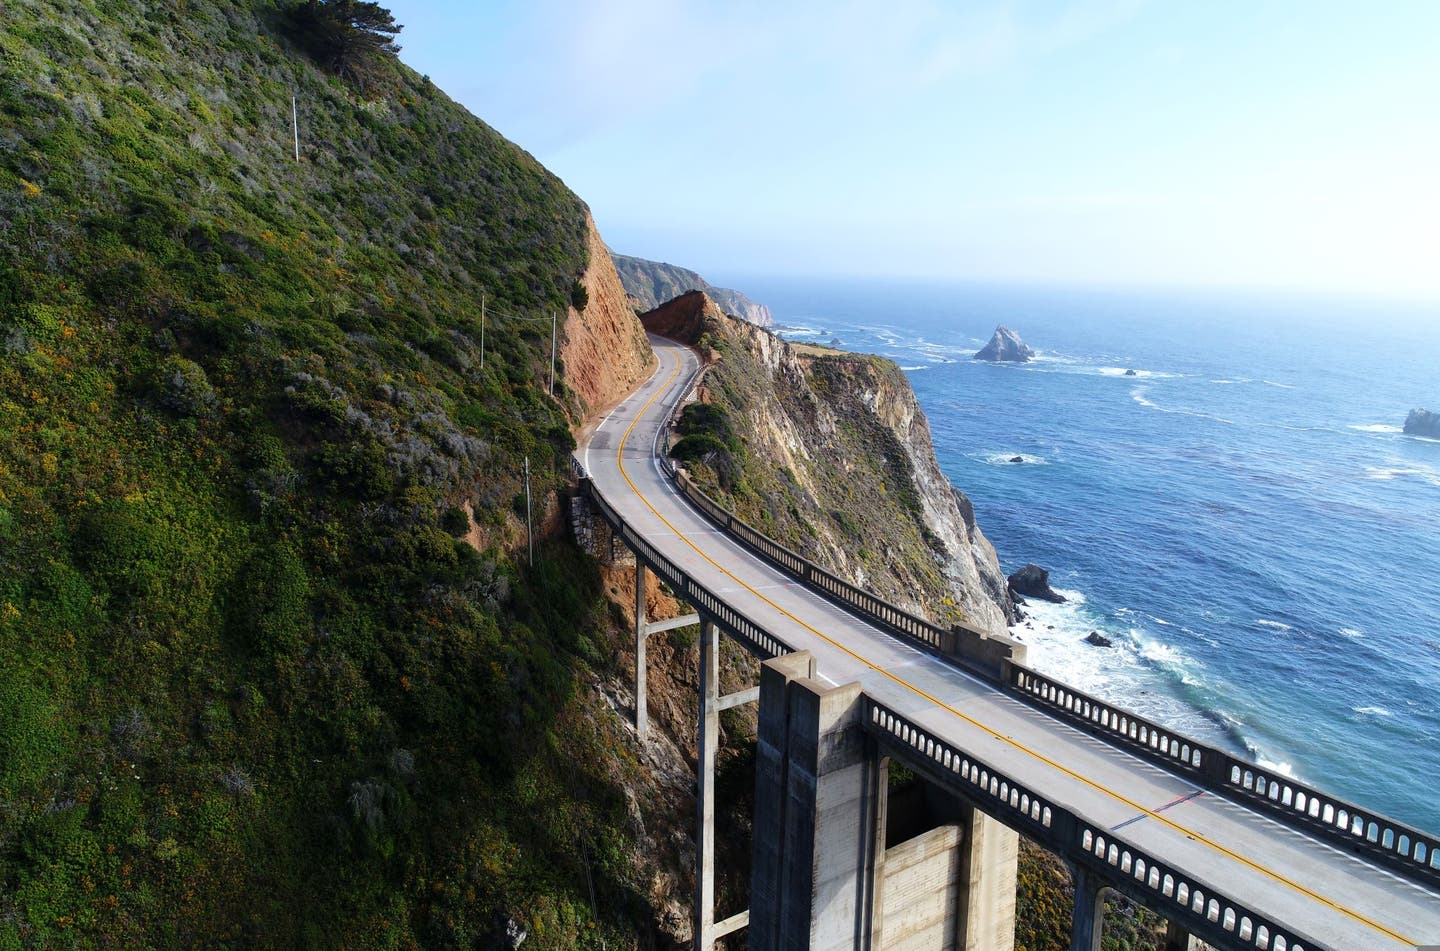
{"left": 0, "top": 0, "right": 657, "bottom": 944}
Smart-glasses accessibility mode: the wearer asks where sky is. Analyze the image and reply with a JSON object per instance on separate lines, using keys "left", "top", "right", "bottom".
{"left": 387, "top": 1, "right": 1440, "bottom": 299}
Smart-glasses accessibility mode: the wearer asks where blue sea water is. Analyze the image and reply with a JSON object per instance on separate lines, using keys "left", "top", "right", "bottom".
{"left": 727, "top": 275, "right": 1440, "bottom": 834}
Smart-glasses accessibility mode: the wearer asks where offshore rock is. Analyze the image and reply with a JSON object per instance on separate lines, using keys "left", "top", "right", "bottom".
{"left": 1404, "top": 408, "right": 1440, "bottom": 438}
{"left": 1085, "top": 631, "right": 1113, "bottom": 648}
{"left": 974, "top": 325, "right": 1035, "bottom": 363}
{"left": 1008, "top": 564, "right": 1067, "bottom": 603}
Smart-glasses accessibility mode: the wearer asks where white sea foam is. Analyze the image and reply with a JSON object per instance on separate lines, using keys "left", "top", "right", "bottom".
{"left": 1365, "top": 465, "right": 1440, "bottom": 487}
{"left": 1254, "top": 757, "right": 1296, "bottom": 778}
{"left": 1338, "top": 627, "right": 1365, "bottom": 639}
{"left": 982, "top": 452, "right": 1047, "bottom": 466}
{"left": 1255, "top": 619, "right": 1294, "bottom": 632}
{"left": 1131, "top": 386, "right": 1236, "bottom": 425}
{"left": 1353, "top": 706, "right": 1392, "bottom": 717}
{"left": 899, "top": 365, "right": 929, "bottom": 371}
{"left": 1098, "top": 366, "right": 1176, "bottom": 379}
{"left": 1349, "top": 424, "right": 1403, "bottom": 434}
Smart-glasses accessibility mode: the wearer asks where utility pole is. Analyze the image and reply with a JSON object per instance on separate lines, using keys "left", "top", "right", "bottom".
{"left": 479, "top": 291, "right": 486, "bottom": 370}
{"left": 548, "top": 310, "right": 557, "bottom": 396}
{"left": 291, "top": 94, "right": 300, "bottom": 162}
{"left": 523, "top": 455, "right": 534, "bottom": 567}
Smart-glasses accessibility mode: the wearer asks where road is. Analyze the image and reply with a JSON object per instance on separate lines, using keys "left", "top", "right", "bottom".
{"left": 581, "top": 334, "right": 1440, "bottom": 950}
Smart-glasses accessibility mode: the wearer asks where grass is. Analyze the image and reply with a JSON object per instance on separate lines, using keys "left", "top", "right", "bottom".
{"left": 0, "top": 0, "right": 659, "bottom": 945}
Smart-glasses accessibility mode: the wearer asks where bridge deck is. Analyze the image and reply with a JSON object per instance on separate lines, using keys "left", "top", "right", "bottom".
{"left": 581, "top": 334, "right": 1440, "bottom": 950}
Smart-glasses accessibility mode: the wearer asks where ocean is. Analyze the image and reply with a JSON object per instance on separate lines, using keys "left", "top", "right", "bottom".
{"left": 725, "top": 275, "right": 1440, "bottom": 835}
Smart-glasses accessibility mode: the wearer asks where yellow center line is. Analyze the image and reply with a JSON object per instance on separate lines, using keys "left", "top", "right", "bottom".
{"left": 607, "top": 342, "right": 1416, "bottom": 947}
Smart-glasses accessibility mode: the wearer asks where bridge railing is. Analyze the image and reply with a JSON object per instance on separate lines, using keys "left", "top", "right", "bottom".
{"left": 665, "top": 463, "right": 1017, "bottom": 676}
{"left": 579, "top": 473, "right": 792, "bottom": 661}
{"left": 862, "top": 696, "right": 1324, "bottom": 951}
{"left": 1008, "top": 663, "right": 1440, "bottom": 888}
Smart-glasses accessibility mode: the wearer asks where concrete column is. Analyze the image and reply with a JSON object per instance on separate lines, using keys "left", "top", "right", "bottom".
{"left": 749, "top": 653, "right": 883, "bottom": 951}
{"left": 634, "top": 561, "right": 648, "bottom": 739}
{"left": 750, "top": 653, "right": 812, "bottom": 951}
{"left": 1162, "top": 921, "right": 1206, "bottom": 951}
{"left": 694, "top": 619, "right": 719, "bottom": 950}
{"left": 954, "top": 809, "right": 1018, "bottom": 951}
{"left": 1068, "top": 865, "right": 1107, "bottom": 951}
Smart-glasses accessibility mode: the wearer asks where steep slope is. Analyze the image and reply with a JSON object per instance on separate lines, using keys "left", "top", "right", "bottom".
{"left": 613, "top": 252, "right": 774, "bottom": 327}
{"left": 561, "top": 216, "right": 656, "bottom": 418}
{"left": 0, "top": 1, "right": 659, "bottom": 946}
{"left": 644, "top": 293, "right": 1015, "bottom": 632}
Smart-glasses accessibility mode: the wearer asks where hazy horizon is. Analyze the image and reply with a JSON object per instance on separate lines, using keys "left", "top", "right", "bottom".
{"left": 390, "top": 1, "right": 1440, "bottom": 304}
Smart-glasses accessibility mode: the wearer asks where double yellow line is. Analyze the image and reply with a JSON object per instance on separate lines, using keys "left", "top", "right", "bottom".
{"left": 609, "top": 342, "right": 1417, "bottom": 948}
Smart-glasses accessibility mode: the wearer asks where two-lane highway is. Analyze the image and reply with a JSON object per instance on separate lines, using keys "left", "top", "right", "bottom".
{"left": 581, "top": 334, "right": 1440, "bottom": 950}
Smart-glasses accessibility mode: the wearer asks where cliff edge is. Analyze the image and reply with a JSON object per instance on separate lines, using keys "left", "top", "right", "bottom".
{"left": 561, "top": 214, "right": 656, "bottom": 422}
{"left": 614, "top": 253, "right": 774, "bottom": 327}
{"left": 644, "top": 294, "right": 1016, "bottom": 631}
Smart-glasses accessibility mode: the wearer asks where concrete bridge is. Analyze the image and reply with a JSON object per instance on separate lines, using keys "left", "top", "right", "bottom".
{"left": 575, "top": 335, "right": 1440, "bottom": 951}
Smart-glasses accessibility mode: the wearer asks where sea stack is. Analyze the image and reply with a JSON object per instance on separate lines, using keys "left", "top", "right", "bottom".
{"left": 1007, "top": 564, "right": 1067, "bottom": 603}
{"left": 974, "top": 325, "right": 1035, "bottom": 363}
{"left": 1404, "top": 408, "right": 1440, "bottom": 438}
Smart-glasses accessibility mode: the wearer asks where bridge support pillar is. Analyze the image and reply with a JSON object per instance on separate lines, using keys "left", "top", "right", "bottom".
{"left": 1068, "top": 864, "right": 1108, "bottom": 951}
{"left": 1162, "top": 920, "right": 1206, "bottom": 951}
{"left": 694, "top": 619, "right": 719, "bottom": 948}
{"left": 954, "top": 809, "right": 1019, "bottom": 951}
{"left": 634, "top": 562, "right": 648, "bottom": 739}
{"left": 750, "top": 653, "right": 883, "bottom": 951}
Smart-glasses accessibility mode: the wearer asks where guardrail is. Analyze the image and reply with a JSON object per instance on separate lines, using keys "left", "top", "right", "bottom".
{"left": 1009, "top": 665, "right": 1440, "bottom": 889}
{"left": 863, "top": 697, "right": 1325, "bottom": 951}
{"left": 580, "top": 474, "right": 792, "bottom": 661}
{"left": 665, "top": 465, "right": 1019, "bottom": 679}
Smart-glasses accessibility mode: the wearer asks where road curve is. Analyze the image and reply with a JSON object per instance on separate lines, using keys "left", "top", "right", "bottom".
{"left": 581, "top": 334, "right": 1440, "bottom": 950}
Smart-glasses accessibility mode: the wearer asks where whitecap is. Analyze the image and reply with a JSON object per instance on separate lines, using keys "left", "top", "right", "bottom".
{"left": 1261, "top": 380, "right": 1295, "bottom": 389}
{"left": 1349, "top": 424, "right": 1403, "bottom": 434}
{"left": 899, "top": 365, "right": 929, "bottom": 371}
{"left": 1254, "top": 756, "right": 1296, "bottom": 778}
{"left": 1338, "top": 627, "right": 1364, "bottom": 639}
{"left": 1098, "top": 366, "right": 1177, "bottom": 379}
{"left": 1352, "top": 706, "right": 1392, "bottom": 717}
{"left": 1366, "top": 465, "right": 1440, "bottom": 487}
{"left": 1131, "top": 386, "right": 1236, "bottom": 424}
{"left": 983, "top": 453, "right": 1047, "bottom": 466}
{"left": 1254, "top": 619, "right": 1294, "bottom": 632}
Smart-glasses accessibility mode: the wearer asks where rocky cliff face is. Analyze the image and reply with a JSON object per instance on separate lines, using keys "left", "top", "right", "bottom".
{"left": 647, "top": 295, "right": 1016, "bottom": 632}
{"left": 561, "top": 215, "right": 656, "bottom": 422}
{"left": 613, "top": 253, "right": 774, "bottom": 327}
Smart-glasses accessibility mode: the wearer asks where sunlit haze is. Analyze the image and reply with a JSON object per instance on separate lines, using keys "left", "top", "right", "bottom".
{"left": 391, "top": 1, "right": 1440, "bottom": 300}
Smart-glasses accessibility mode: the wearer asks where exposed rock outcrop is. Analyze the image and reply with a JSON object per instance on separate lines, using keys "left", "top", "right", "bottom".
{"left": 639, "top": 290, "right": 723, "bottom": 351}
{"left": 613, "top": 252, "right": 774, "bottom": 327}
{"left": 652, "top": 300, "right": 1017, "bottom": 631}
{"left": 1085, "top": 631, "right": 1113, "bottom": 648}
{"left": 561, "top": 214, "right": 657, "bottom": 424}
{"left": 1404, "top": 408, "right": 1440, "bottom": 438}
{"left": 974, "top": 325, "right": 1035, "bottom": 363}
{"left": 1008, "top": 564, "right": 1067, "bottom": 603}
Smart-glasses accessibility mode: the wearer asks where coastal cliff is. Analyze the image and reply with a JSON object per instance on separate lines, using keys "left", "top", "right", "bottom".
{"left": 643, "top": 293, "right": 1016, "bottom": 631}
{"left": 561, "top": 215, "right": 656, "bottom": 420}
{"left": 613, "top": 252, "right": 774, "bottom": 327}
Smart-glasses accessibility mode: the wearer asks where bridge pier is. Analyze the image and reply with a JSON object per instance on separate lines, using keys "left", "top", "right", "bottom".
{"left": 1161, "top": 921, "right": 1206, "bottom": 951}
{"left": 750, "top": 653, "right": 883, "bottom": 950}
{"left": 635, "top": 562, "right": 649, "bottom": 739}
{"left": 1068, "top": 864, "right": 1109, "bottom": 951}
{"left": 750, "top": 655, "right": 1019, "bottom": 951}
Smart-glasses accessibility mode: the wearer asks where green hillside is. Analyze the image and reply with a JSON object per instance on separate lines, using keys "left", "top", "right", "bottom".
{"left": 0, "top": 1, "right": 653, "bottom": 945}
